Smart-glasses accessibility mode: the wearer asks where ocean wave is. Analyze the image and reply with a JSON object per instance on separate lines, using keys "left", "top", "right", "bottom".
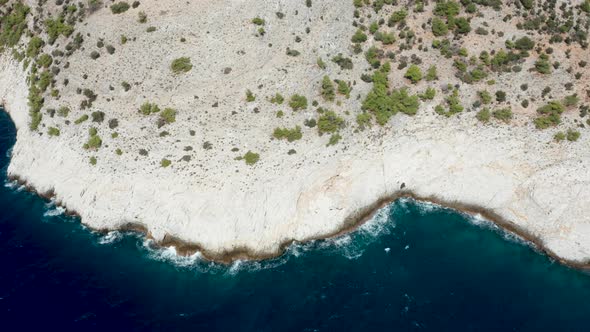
{"left": 43, "top": 205, "right": 65, "bottom": 217}
{"left": 135, "top": 202, "right": 400, "bottom": 272}
{"left": 3, "top": 180, "right": 17, "bottom": 189}
{"left": 98, "top": 231, "right": 123, "bottom": 245}
{"left": 4, "top": 180, "right": 25, "bottom": 192}
{"left": 462, "top": 212, "right": 532, "bottom": 248}
{"left": 142, "top": 239, "right": 202, "bottom": 268}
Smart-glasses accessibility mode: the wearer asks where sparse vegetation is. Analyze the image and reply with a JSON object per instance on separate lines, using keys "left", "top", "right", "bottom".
{"left": 289, "top": 94, "right": 308, "bottom": 111}
{"left": 111, "top": 2, "right": 130, "bottom": 14}
{"left": 159, "top": 108, "right": 177, "bottom": 125}
{"left": 404, "top": 65, "right": 422, "bottom": 84}
{"left": 321, "top": 76, "right": 335, "bottom": 101}
{"left": 242, "top": 151, "right": 260, "bottom": 165}
{"left": 273, "top": 126, "right": 303, "bottom": 142}
{"left": 171, "top": 57, "right": 193, "bottom": 74}
{"left": 318, "top": 111, "right": 345, "bottom": 134}
{"left": 534, "top": 101, "right": 565, "bottom": 129}
{"left": 140, "top": 102, "right": 160, "bottom": 115}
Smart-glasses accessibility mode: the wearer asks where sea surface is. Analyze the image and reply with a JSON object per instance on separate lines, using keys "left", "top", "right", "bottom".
{"left": 1, "top": 110, "right": 590, "bottom": 331}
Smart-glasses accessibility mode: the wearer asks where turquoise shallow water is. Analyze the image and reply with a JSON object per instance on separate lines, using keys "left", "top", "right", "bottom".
{"left": 1, "top": 110, "right": 590, "bottom": 331}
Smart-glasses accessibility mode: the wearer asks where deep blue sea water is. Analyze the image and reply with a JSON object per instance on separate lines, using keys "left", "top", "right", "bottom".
{"left": 1, "top": 110, "right": 590, "bottom": 331}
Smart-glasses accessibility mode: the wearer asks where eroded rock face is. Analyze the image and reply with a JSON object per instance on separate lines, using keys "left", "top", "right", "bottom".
{"left": 1, "top": 0, "right": 589, "bottom": 263}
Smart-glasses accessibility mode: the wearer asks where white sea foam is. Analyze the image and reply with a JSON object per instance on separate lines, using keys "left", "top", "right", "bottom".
{"left": 98, "top": 231, "right": 123, "bottom": 245}
{"left": 43, "top": 205, "right": 65, "bottom": 217}
{"left": 415, "top": 200, "right": 442, "bottom": 215}
{"left": 140, "top": 239, "right": 198, "bottom": 266}
{"left": 4, "top": 180, "right": 26, "bottom": 192}
{"left": 4, "top": 180, "right": 17, "bottom": 189}
{"left": 463, "top": 211, "right": 533, "bottom": 248}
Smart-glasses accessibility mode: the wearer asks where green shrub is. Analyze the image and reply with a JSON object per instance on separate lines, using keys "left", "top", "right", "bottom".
{"left": 251, "top": 17, "right": 265, "bottom": 25}
{"left": 29, "top": 111, "right": 42, "bottom": 131}
{"left": 0, "top": 3, "right": 30, "bottom": 48}
{"left": 567, "top": 129, "right": 581, "bottom": 141}
{"left": 47, "top": 126, "right": 60, "bottom": 137}
{"left": 434, "top": 0, "right": 460, "bottom": 17}
{"left": 121, "top": 81, "right": 131, "bottom": 92}
{"left": 321, "top": 76, "right": 335, "bottom": 101}
{"left": 514, "top": 36, "right": 535, "bottom": 51}
{"left": 270, "top": 93, "right": 284, "bottom": 104}
{"left": 74, "top": 114, "right": 89, "bottom": 124}
{"left": 362, "top": 71, "right": 420, "bottom": 125}
{"left": 140, "top": 102, "right": 160, "bottom": 115}
{"left": 304, "top": 118, "right": 316, "bottom": 128}
{"left": 289, "top": 94, "right": 308, "bottom": 111}
{"left": 246, "top": 89, "right": 256, "bottom": 102}
{"left": 554, "top": 131, "right": 565, "bottom": 142}
{"left": 476, "top": 108, "right": 491, "bottom": 123}
{"left": 520, "top": 0, "right": 534, "bottom": 9}
{"left": 273, "top": 126, "right": 303, "bottom": 142}
{"left": 369, "top": 22, "right": 379, "bottom": 34}
{"left": 534, "top": 54, "right": 551, "bottom": 74}
{"left": 84, "top": 132, "right": 102, "bottom": 150}
{"left": 110, "top": 2, "right": 130, "bottom": 14}
{"left": 89, "top": 156, "right": 97, "bottom": 165}
{"left": 37, "top": 54, "right": 53, "bottom": 68}
{"left": 243, "top": 151, "right": 260, "bottom": 165}
{"left": 318, "top": 111, "right": 345, "bottom": 134}
{"left": 171, "top": 57, "right": 193, "bottom": 74}
{"left": 146, "top": 26, "right": 156, "bottom": 33}
{"left": 436, "top": 89, "right": 463, "bottom": 117}
{"left": 36, "top": 71, "right": 52, "bottom": 92}
{"left": 356, "top": 112, "right": 372, "bottom": 130}
{"left": 492, "top": 108, "right": 513, "bottom": 123}
{"left": 161, "top": 159, "right": 172, "bottom": 167}
{"left": 331, "top": 54, "right": 353, "bottom": 70}
{"left": 351, "top": 29, "right": 367, "bottom": 43}
{"left": 376, "top": 31, "right": 395, "bottom": 44}
{"left": 534, "top": 101, "right": 564, "bottom": 129}
{"left": 365, "top": 46, "right": 381, "bottom": 68}
{"left": 388, "top": 10, "right": 407, "bottom": 26}
{"left": 92, "top": 111, "right": 105, "bottom": 123}
{"left": 57, "top": 106, "right": 70, "bottom": 117}
{"left": 426, "top": 65, "right": 438, "bottom": 81}
{"left": 27, "top": 85, "right": 44, "bottom": 114}
{"left": 45, "top": 16, "right": 74, "bottom": 44}
{"left": 26, "top": 37, "right": 44, "bottom": 58}
{"left": 479, "top": 90, "right": 492, "bottom": 104}
{"left": 286, "top": 48, "right": 300, "bottom": 57}
{"left": 581, "top": 0, "right": 590, "bottom": 13}
{"left": 327, "top": 133, "right": 342, "bottom": 146}
{"left": 453, "top": 17, "right": 471, "bottom": 34}
{"left": 563, "top": 94, "right": 579, "bottom": 107}
{"left": 432, "top": 18, "right": 448, "bottom": 36}
{"left": 138, "top": 11, "right": 147, "bottom": 23}
{"left": 337, "top": 80, "right": 351, "bottom": 98}
{"left": 160, "top": 108, "right": 176, "bottom": 124}
{"left": 419, "top": 87, "right": 436, "bottom": 100}
{"left": 404, "top": 65, "right": 422, "bottom": 83}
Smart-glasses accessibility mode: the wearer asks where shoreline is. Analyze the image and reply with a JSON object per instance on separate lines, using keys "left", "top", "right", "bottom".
{"left": 7, "top": 171, "right": 590, "bottom": 270}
